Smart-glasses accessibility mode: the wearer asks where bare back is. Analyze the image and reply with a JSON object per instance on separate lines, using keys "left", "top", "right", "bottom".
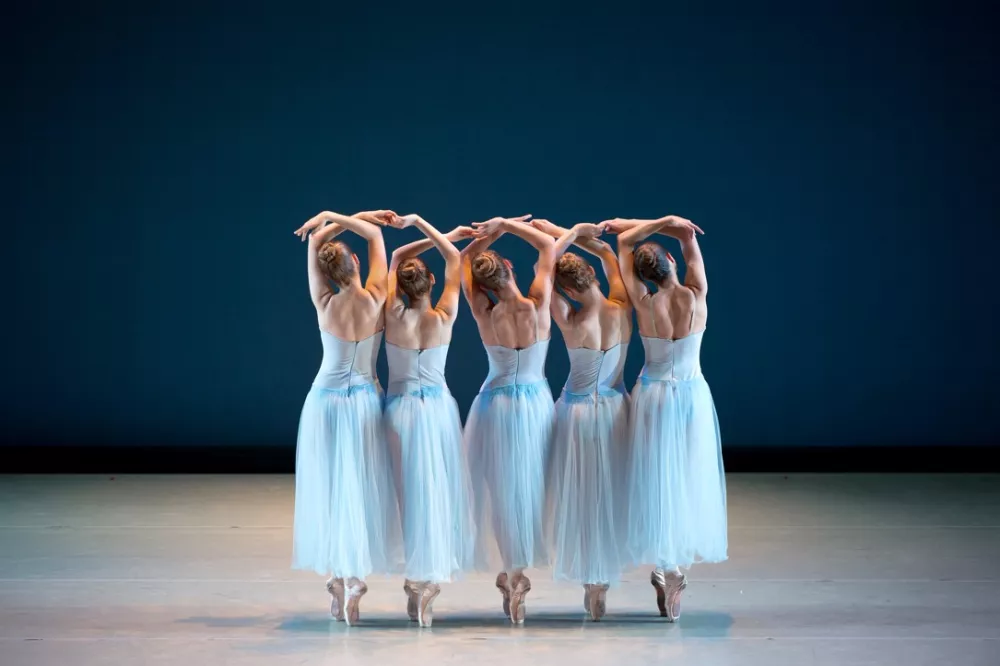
{"left": 555, "top": 298, "right": 631, "bottom": 351}
{"left": 317, "top": 288, "right": 385, "bottom": 342}
{"left": 384, "top": 305, "right": 453, "bottom": 349}
{"left": 633, "top": 285, "right": 707, "bottom": 340}
{"left": 474, "top": 296, "right": 550, "bottom": 349}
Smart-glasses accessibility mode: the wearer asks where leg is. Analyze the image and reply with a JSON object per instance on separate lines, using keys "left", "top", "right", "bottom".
{"left": 344, "top": 576, "right": 369, "bottom": 626}
{"left": 508, "top": 568, "right": 531, "bottom": 625}
{"left": 495, "top": 571, "right": 511, "bottom": 617}
{"left": 416, "top": 582, "right": 442, "bottom": 628}
{"left": 403, "top": 579, "right": 419, "bottom": 622}
{"left": 650, "top": 566, "right": 687, "bottom": 622}
{"left": 584, "top": 583, "right": 609, "bottom": 622}
{"left": 326, "top": 577, "right": 345, "bottom": 621}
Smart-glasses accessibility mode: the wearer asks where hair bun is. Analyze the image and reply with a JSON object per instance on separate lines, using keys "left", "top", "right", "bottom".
{"left": 396, "top": 258, "right": 432, "bottom": 302}
{"left": 471, "top": 250, "right": 510, "bottom": 291}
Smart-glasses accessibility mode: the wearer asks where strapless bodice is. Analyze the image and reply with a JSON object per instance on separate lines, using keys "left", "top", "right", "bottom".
{"left": 638, "top": 331, "right": 704, "bottom": 382}
{"left": 312, "top": 330, "right": 382, "bottom": 390}
{"left": 480, "top": 339, "right": 550, "bottom": 391}
{"left": 386, "top": 342, "right": 449, "bottom": 396}
{"left": 563, "top": 342, "right": 629, "bottom": 397}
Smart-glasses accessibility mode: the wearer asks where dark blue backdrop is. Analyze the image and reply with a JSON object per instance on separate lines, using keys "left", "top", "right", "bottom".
{"left": 3, "top": 3, "right": 997, "bottom": 449}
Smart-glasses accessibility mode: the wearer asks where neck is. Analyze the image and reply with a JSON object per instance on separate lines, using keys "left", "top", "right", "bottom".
{"left": 657, "top": 274, "right": 681, "bottom": 290}
{"left": 343, "top": 277, "right": 365, "bottom": 293}
{"left": 496, "top": 282, "right": 521, "bottom": 301}
{"left": 408, "top": 295, "right": 432, "bottom": 310}
{"left": 577, "top": 285, "right": 603, "bottom": 306}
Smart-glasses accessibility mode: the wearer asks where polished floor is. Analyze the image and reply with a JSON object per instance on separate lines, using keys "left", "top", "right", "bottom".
{"left": 1, "top": 474, "right": 998, "bottom": 665}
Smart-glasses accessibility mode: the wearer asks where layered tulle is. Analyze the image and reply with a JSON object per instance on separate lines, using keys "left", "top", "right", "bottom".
{"left": 466, "top": 382, "right": 555, "bottom": 572}
{"left": 625, "top": 376, "right": 728, "bottom": 568}
{"left": 545, "top": 389, "right": 629, "bottom": 585}
{"left": 292, "top": 384, "right": 403, "bottom": 579}
{"left": 385, "top": 387, "right": 476, "bottom": 582}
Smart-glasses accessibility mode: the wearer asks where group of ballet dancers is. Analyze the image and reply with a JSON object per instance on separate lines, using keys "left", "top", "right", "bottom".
{"left": 291, "top": 210, "right": 727, "bottom": 628}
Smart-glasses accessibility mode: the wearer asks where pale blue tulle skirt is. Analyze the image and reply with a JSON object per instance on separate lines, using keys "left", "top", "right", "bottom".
{"left": 466, "top": 382, "right": 554, "bottom": 572}
{"left": 545, "top": 389, "right": 629, "bottom": 585}
{"left": 292, "top": 384, "right": 403, "bottom": 579}
{"left": 625, "top": 377, "right": 728, "bottom": 569}
{"left": 384, "top": 387, "right": 476, "bottom": 583}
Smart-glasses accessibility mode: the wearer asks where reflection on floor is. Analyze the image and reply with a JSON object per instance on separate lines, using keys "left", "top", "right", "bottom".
{"left": 1, "top": 474, "right": 998, "bottom": 665}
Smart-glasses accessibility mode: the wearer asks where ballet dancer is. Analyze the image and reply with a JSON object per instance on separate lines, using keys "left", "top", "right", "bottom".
{"left": 291, "top": 210, "right": 403, "bottom": 626}
{"left": 529, "top": 218, "right": 633, "bottom": 621}
{"left": 460, "top": 214, "right": 557, "bottom": 625}
{"left": 609, "top": 214, "right": 727, "bottom": 623}
{"left": 381, "top": 214, "right": 478, "bottom": 627}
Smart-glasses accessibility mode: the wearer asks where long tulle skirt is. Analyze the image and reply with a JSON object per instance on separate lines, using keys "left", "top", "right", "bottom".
{"left": 384, "top": 388, "right": 476, "bottom": 583}
{"left": 625, "top": 376, "right": 728, "bottom": 568}
{"left": 545, "top": 390, "right": 629, "bottom": 585}
{"left": 292, "top": 384, "right": 403, "bottom": 579}
{"left": 466, "top": 382, "right": 554, "bottom": 572}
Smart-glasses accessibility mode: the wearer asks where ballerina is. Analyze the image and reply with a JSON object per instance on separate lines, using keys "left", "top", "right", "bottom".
{"left": 291, "top": 210, "right": 403, "bottom": 626}
{"left": 529, "top": 218, "right": 633, "bottom": 621}
{"left": 381, "top": 214, "right": 478, "bottom": 627}
{"left": 608, "top": 214, "right": 726, "bottom": 623}
{"left": 459, "top": 214, "right": 559, "bottom": 625}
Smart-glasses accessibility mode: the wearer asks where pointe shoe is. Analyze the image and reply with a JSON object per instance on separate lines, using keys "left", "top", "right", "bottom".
{"left": 416, "top": 583, "right": 442, "bottom": 628}
{"left": 509, "top": 573, "right": 531, "bottom": 625}
{"left": 343, "top": 579, "right": 369, "bottom": 626}
{"left": 403, "top": 580, "right": 419, "bottom": 622}
{"left": 585, "top": 584, "right": 609, "bottom": 622}
{"left": 651, "top": 569, "right": 687, "bottom": 622}
{"left": 495, "top": 572, "right": 511, "bottom": 618}
{"left": 326, "top": 577, "right": 345, "bottom": 621}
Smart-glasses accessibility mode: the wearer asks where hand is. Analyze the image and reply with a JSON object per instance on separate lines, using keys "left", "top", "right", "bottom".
{"left": 658, "top": 215, "right": 704, "bottom": 238}
{"left": 530, "top": 218, "right": 557, "bottom": 232}
{"left": 392, "top": 214, "right": 423, "bottom": 229}
{"left": 572, "top": 222, "right": 607, "bottom": 239}
{"left": 294, "top": 212, "right": 330, "bottom": 241}
{"left": 448, "top": 225, "right": 476, "bottom": 241}
{"left": 472, "top": 218, "right": 503, "bottom": 237}
{"left": 602, "top": 218, "right": 630, "bottom": 234}
{"left": 354, "top": 210, "right": 398, "bottom": 226}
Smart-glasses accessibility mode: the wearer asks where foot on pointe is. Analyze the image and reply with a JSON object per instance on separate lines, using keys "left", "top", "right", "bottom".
{"left": 509, "top": 573, "right": 531, "bottom": 625}
{"left": 326, "top": 577, "right": 345, "bottom": 621}
{"left": 495, "top": 572, "right": 511, "bottom": 618}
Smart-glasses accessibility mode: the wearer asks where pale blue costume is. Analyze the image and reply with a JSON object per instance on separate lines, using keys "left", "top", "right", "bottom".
{"left": 625, "top": 323, "right": 728, "bottom": 569}
{"left": 384, "top": 342, "right": 476, "bottom": 583}
{"left": 292, "top": 330, "right": 403, "bottom": 579}
{"left": 546, "top": 342, "right": 630, "bottom": 585}
{"left": 466, "top": 336, "right": 554, "bottom": 572}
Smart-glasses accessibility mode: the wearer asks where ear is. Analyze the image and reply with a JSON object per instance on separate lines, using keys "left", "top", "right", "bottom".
{"left": 503, "top": 259, "right": 512, "bottom": 269}
{"left": 430, "top": 274, "right": 437, "bottom": 286}
{"left": 352, "top": 253, "right": 360, "bottom": 266}
{"left": 665, "top": 251, "right": 677, "bottom": 265}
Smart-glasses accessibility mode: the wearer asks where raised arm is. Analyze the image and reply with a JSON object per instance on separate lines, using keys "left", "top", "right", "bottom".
{"left": 390, "top": 215, "right": 473, "bottom": 320}
{"left": 531, "top": 218, "right": 629, "bottom": 306}
{"left": 389, "top": 225, "right": 474, "bottom": 268}
{"left": 609, "top": 215, "right": 704, "bottom": 303}
{"left": 296, "top": 213, "right": 347, "bottom": 307}
{"left": 299, "top": 210, "right": 392, "bottom": 305}
{"left": 460, "top": 223, "right": 506, "bottom": 317}
{"left": 678, "top": 230, "right": 707, "bottom": 295}
{"left": 473, "top": 217, "right": 557, "bottom": 308}
{"left": 615, "top": 215, "right": 704, "bottom": 248}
